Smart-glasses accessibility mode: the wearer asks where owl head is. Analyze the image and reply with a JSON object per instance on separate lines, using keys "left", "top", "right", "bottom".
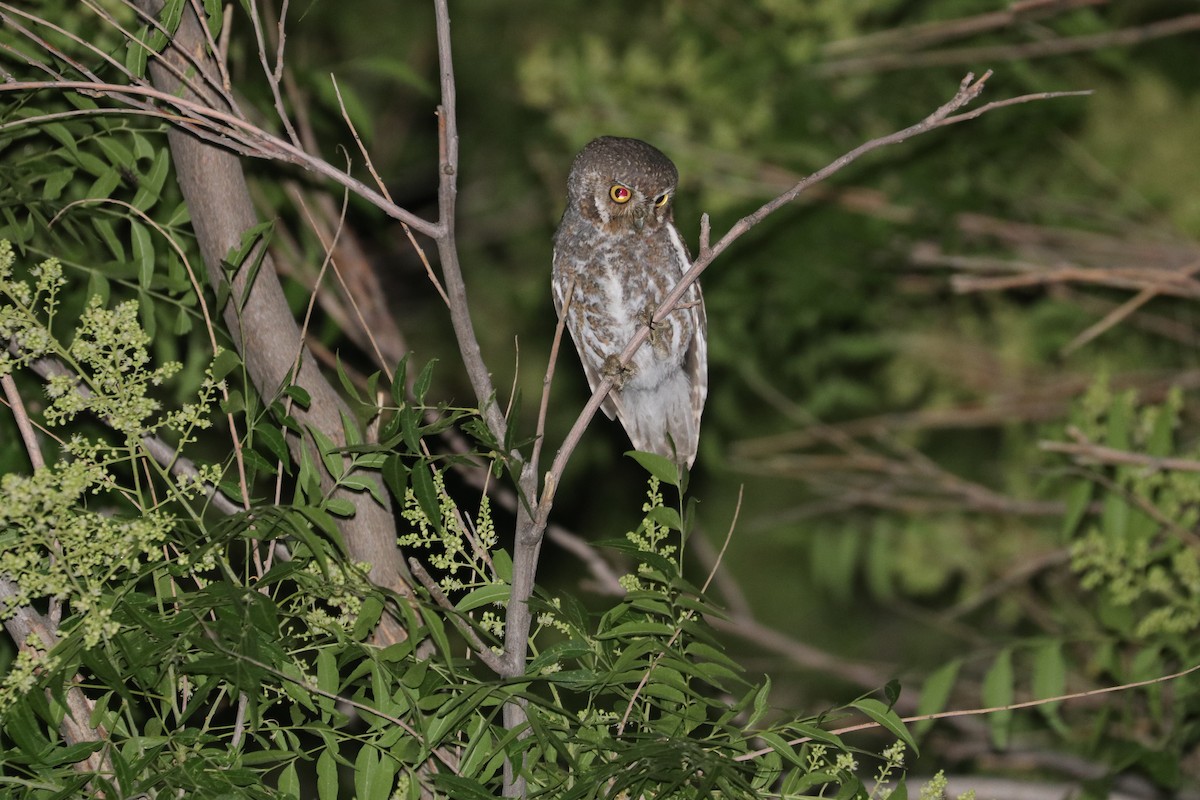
{"left": 566, "top": 136, "right": 679, "bottom": 235}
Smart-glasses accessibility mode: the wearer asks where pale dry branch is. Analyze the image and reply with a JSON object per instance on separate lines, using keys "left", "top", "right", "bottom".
{"left": 0, "top": 76, "right": 441, "bottom": 237}
{"left": 1061, "top": 261, "right": 1200, "bottom": 354}
{"left": 819, "top": 12, "right": 1200, "bottom": 77}
{"left": 1041, "top": 437, "right": 1200, "bottom": 474}
{"left": 409, "top": 559, "right": 507, "bottom": 675}
{"left": 822, "top": 0, "right": 1106, "bottom": 59}
{"left": 1, "top": 373, "right": 42, "bottom": 470}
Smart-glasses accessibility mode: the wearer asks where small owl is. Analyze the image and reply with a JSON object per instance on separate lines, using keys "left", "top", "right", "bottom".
{"left": 552, "top": 136, "right": 708, "bottom": 468}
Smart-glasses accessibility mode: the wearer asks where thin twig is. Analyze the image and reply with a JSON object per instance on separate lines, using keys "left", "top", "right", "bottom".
{"left": 1042, "top": 435, "right": 1200, "bottom": 474}
{"left": 246, "top": 0, "right": 300, "bottom": 146}
{"left": 0, "top": 78, "right": 442, "bottom": 237}
{"left": 822, "top": 0, "right": 1106, "bottom": 58}
{"left": 327, "top": 73, "right": 450, "bottom": 309}
{"left": 736, "top": 661, "right": 1200, "bottom": 760}
{"left": 409, "top": 560, "right": 507, "bottom": 675}
{"left": 2, "top": 374, "right": 44, "bottom": 470}
{"left": 819, "top": 12, "right": 1200, "bottom": 77}
{"left": 1061, "top": 260, "right": 1200, "bottom": 355}
{"left": 531, "top": 276, "right": 573, "bottom": 479}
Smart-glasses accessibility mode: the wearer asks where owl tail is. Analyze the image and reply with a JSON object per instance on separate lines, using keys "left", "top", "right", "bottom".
{"left": 615, "top": 370, "right": 700, "bottom": 469}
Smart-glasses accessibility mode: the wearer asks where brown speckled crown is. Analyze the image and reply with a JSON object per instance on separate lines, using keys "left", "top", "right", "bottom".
{"left": 567, "top": 136, "right": 679, "bottom": 200}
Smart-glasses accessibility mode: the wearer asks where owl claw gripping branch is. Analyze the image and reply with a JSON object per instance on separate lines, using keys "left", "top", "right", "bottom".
{"left": 552, "top": 136, "right": 709, "bottom": 469}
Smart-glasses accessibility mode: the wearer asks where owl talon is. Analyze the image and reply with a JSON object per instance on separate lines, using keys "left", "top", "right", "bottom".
{"left": 637, "top": 302, "right": 669, "bottom": 354}
{"left": 602, "top": 354, "right": 634, "bottom": 390}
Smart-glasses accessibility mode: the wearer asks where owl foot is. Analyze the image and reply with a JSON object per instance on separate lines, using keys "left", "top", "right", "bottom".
{"left": 637, "top": 303, "right": 669, "bottom": 356}
{"left": 602, "top": 354, "right": 635, "bottom": 390}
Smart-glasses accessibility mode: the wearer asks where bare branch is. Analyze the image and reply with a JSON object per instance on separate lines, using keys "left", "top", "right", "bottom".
{"left": 0, "top": 78, "right": 442, "bottom": 238}
{"left": 819, "top": 12, "right": 1200, "bottom": 77}
{"left": 1041, "top": 437, "right": 1200, "bottom": 474}
{"left": 1, "top": 374, "right": 43, "bottom": 470}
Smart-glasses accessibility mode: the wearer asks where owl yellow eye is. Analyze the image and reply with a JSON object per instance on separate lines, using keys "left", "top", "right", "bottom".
{"left": 654, "top": 192, "right": 670, "bottom": 207}
{"left": 609, "top": 185, "right": 631, "bottom": 204}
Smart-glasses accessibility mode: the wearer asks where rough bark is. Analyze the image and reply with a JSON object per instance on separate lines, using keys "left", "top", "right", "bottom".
{"left": 135, "top": 0, "right": 410, "bottom": 642}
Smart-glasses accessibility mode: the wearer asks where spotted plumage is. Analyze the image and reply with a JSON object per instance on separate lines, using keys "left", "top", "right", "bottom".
{"left": 552, "top": 136, "right": 708, "bottom": 468}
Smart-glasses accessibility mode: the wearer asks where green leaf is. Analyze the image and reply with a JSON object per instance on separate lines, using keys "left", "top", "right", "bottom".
{"left": 340, "top": 474, "right": 388, "bottom": 507}
{"left": 390, "top": 354, "right": 410, "bottom": 406}
{"left": 284, "top": 384, "right": 311, "bottom": 409}
{"left": 43, "top": 122, "right": 78, "bottom": 154}
{"left": 982, "top": 648, "right": 1014, "bottom": 749}
{"left": 316, "top": 747, "right": 339, "bottom": 800}
{"left": 298, "top": 506, "right": 349, "bottom": 558}
{"left": 430, "top": 775, "right": 494, "bottom": 800}
{"left": 410, "top": 460, "right": 442, "bottom": 530}
{"left": 340, "top": 409, "right": 362, "bottom": 447}
{"left": 527, "top": 639, "right": 593, "bottom": 673}
{"left": 1061, "top": 479, "right": 1093, "bottom": 540}
{"left": 133, "top": 148, "right": 170, "bottom": 211}
{"left": 382, "top": 455, "right": 409, "bottom": 500}
{"left": 413, "top": 358, "right": 438, "bottom": 402}
{"left": 596, "top": 620, "right": 676, "bottom": 640}
{"left": 1032, "top": 641, "right": 1068, "bottom": 734}
{"left": 86, "top": 270, "right": 110, "bottom": 306}
{"left": 337, "top": 355, "right": 363, "bottom": 404}
{"left": 355, "top": 743, "right": 396, "bottom": 800}
{"left": 124, "top": 28, "right": 150, "bottom": 76}
{"left": 850, "top": 697, "right": 916, "bottom": 753}
{"left": 1032, "top": 642, "right": 1065, "bottom": 705}
{"left": 96, "top": 136, "right": 133, "bottom": 168}
{"left": 255, "top": 424, "right": 290, "bottom": 466}
{"left": 323, "top": 497, "right": 356, "bottom": 517}
{"left": 131, "top": 221, "right": 154, "bottom": 289}
{"left": 626, "top": 450, "right": 681, "bottom": 487}
{"left": 645, "top": 505, "right": 682, "bottom": 531}
{"left": 278, "top": 762, "right": 300, "bottom": 798}
{"left": 220, "top": 389, "right": 245, "bottom": 415}
{"left": 41, "top": 167, "right": 74, "bottom": 200}
{"left": 754, "top": 731, "right": 807, "bottom": 769}
{"left": 456, "top": 584, "right": 510, "bottom": 612}
{"left": 212, "top": 347, "right": 241, "bottom": 381}
{"left": 914, "top": 659, "right": 959, "bottom": 737}
{"left": 137, "top": 287, "right": 157, "bottom": 339}
{"left": 5, "top": 702, "right": 50, "bottom": 757}
{"left": 747, "top": 678, "right": 772, "bottom": 727}
{"left": 309, "top": 426, "right": 345, "bottom": 480}
{"left": 221, "top": 220, "right": 274, "bottom": 311}
{"left": 1106, "top": 390, "right": 1135, "bottom": 451}
{"left": 88, "top": 167, "right": 120, "bottom": 200}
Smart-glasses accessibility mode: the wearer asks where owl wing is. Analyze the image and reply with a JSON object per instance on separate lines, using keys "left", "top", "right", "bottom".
{"left": 686, "top": 281, "right": 708, "bottom": 434}
{"left": 666, "top": 224, "right": 708, "bottom": 438}
{"left": 551, "top": 247, "right": 619, "bottom": 421}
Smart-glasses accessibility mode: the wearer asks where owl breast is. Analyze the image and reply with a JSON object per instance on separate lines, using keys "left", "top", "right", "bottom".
{"left": 553, "top": 214, "right": 697, "bottom": 391}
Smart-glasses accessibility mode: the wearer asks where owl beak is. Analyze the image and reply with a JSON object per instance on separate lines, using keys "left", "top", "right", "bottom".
{"left": 632, "top": 205, "right": 647, "bottom": 231}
